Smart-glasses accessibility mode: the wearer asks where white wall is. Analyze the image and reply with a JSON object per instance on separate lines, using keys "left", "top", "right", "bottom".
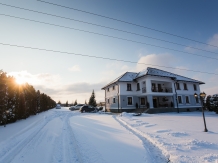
{"left": 176, "top": 82, "right": 200, "bottom": 95}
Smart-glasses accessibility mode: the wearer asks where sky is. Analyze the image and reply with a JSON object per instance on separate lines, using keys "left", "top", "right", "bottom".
{"left": 0, "top": 0, "right": 218, "bottom": 104}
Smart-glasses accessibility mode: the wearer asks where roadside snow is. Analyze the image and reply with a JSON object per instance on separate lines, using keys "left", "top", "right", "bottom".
{"left": 118, "top": 111, "right": 218, "bottom": 163}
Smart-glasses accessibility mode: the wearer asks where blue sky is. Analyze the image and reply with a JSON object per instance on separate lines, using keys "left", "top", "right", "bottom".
{"left": 0, "top": 0, "right": 218, "bottom": 103}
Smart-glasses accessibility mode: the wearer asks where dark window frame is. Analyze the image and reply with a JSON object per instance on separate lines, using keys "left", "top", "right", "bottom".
{"left": 112, "top": 86, "right": 115, "bottom": 90}
{"left": 184, "top": 83, "right": 188, "bottom": 90}
{"left": 113, "top": 97, "right": 116, "bottom": 103}
{"left": 195, "top": 97, "right": 199, "bottom": 103}
{"left": 178, "top": 96, "right": 182, "bottom": 104}
{"left": 193, "top": 84, "right": 197, "bottom": 91}
{"left": 127, "top": 83, "right": 132, "bottom": 91}
{"left": 137, "top": 83, "right": 140, "bottom": 91}
{"left": 185, "top": 96, "right": 190, "bottom": 103}
{"left": 176, "top": 83, "right": 180, "bottom": 90}
{"left": 127, "top": 97, "right": 133, "bottom": 105}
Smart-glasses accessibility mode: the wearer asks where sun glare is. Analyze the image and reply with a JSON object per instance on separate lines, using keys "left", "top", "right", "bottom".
{"left": 16, "top": 76, "right": 27, "bottom": 85}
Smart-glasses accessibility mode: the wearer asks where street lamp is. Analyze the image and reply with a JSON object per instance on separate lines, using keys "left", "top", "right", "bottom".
{"left": 194, "top": 92, "right": 208, "bottom": 132}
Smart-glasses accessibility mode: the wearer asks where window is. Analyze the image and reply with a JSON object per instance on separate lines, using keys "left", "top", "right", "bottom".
{"left": 193, "top": 84, "right": 197, "bottom": 91}
{"left": 176, "top": 83, "right": 180, "bottom": 90}
{"left": 184, "top": 83, "right": 188, "bottom": 90}
{"left": 178, "top": 96, "right": 182, "bottom": 104}
{"left": 107, "top": 88, "right": 109, "bottom": 92}
{"left": 127, "top": 97, "right": 133, "bottom": 105}
{"left": 195, "top": 97, "right": 199, "bottom": 103}
{"left": 137, "top": 83, "right": 140, "bottom": 91}
{"left": 141, "top": 98, "right": 145, "bottom": 105}
{"left": 185, "top": 96, "right": 190, "bottom": 103}
{"left": 107, "top": 98, "right": 110, "bottom": 104}
{"left": 113, "top": 86, "right": 115, "bottom": 90}
{"left": 113, "top": 97, "right": 116, "bottom": 103}
{"left": 127, "top": 83, "right": 132, "bottom": 91}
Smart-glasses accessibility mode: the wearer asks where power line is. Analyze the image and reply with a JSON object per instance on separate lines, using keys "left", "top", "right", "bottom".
{"left": 0, "top": 42, "right": 217, "bottom": 76}
{"left": 1, "top": 2, "right": 217, "bottom": 56}
{"left": 1, "top": 13, "right": 218, "bottom": 61}
{"left": 36, "top": 0, "right": 218, "bottom": 49}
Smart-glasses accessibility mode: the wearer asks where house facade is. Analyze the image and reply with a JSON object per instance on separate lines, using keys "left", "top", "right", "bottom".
{"left": 101, "top": 67, "right": 205, "bottom": 113}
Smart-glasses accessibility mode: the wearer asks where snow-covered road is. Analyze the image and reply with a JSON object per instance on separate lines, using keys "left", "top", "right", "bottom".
{"left": 0, "top": 108, "right": 167, "bottom": 163}
{"left": 1, "top": 108, "right": 217, "bottom": 163}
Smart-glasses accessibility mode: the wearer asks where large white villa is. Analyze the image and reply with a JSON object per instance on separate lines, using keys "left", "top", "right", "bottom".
{"left": 101, "top": 67, "right": 205, "bottom": 113}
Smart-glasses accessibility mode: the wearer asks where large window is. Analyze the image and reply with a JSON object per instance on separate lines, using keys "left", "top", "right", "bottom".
{"left": 127, "top": 83, "right": 132, "bottom": 91}
{"left": 178, "top": 96, "right": 182, "bottom": 104}
{"left": 107, "top": 98, "right": 110, "bottom": 103}
{"left": 107, "top": 88, "right": 109, "bottom": 92}
{"left": 186, "top": 96, "right": 190, "bottom": 103}
{"left": 193, "top": 84, "right": 197, "bottom": 91}
{"left": 127, "top": 97, "right": 133, "bottom": 105}
{"left": 137, "top": 83, "right": 140, "bottom": 91}
{"left": 141, "top": 98, "right": 145, "bottom": 105}
{"left": 113, "top": 86, "right": 115, "bottom": 90}
{"left": 176, "top": 83, "right": 180, "bottom": 90}
{"left": 113, "top": 97, "right": 116, "bottom": 103}
{"left": 183, "top": 83, "right": 188, "bottom": 90}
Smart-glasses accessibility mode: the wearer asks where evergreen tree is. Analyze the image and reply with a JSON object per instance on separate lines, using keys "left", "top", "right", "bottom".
{"left": 74, "top": 100, "right": 77, "bottom": 106}
{"left": 206, "top": 95, "right": 212, "bottom": 111}
{"left": 58, "top": 101, "right": 61, "bottom": 104}
{"left": 66, "top": 101, "right": 68, "bottom": 107}
{"left": 88, "top": 90, "right": 97, "bottom": 107}
{"left": 0, "top": 71, "right": 8, "bottom": 126}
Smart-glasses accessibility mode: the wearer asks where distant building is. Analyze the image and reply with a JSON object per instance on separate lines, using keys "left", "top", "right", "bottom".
{"left": 101, "top": 67, "right": 205, "bottom": 113}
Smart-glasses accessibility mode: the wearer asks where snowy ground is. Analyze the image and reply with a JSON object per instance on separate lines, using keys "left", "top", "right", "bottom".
{"left": 0, "top": 108, "right": 217, "bottom": 163}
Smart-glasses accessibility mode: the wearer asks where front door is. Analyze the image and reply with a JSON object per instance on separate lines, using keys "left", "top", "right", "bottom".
{"left": 153, "top": 98, "right": 157, "bottom": 108}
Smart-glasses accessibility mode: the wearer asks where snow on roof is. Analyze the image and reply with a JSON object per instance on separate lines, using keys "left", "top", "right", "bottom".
{"left": 102, "top": 67, "right": 204, "bottom": 89}
{"left": 101, "top": 72, "right": 137, "bottom": 89}
{"left": 119, "top": 72, "right": 138, "bottom": 81}
{"left": 144, "top": 67, "right": 205, "bottom": 84}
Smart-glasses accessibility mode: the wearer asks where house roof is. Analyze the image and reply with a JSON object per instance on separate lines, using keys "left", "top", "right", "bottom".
{"left": 137, "top": 67, "right": 205, "bottom": 84}
{"left": 101, "top": 72, "right": 138, "bottom": 89}
{"left": 101, "top": 67, "right": 205, "bottom": 89}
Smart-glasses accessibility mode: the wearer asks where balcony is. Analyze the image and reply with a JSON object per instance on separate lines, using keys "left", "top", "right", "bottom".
{"left": 151, "top": 87, "right": 172, "bottom": 93}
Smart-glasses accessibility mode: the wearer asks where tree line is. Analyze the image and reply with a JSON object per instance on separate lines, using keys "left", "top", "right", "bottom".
{"left": 58, "top": 90, "right": 97, "bottom": 107}
{"left": 0, "top": 70, "right": 56, "bottom": 126}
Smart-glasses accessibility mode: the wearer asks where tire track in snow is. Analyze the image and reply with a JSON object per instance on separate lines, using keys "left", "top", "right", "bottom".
{"left": 68, "top": 113, "right": 107, "bottom": 163}
{"left": 52, "top": 112, "right": 84, "bottom": 163}
{"left": 0, "top": 111, "right": 65, "bottom": 163}
{"left": 113, "top": 115, "right": 169, "bottom": 163}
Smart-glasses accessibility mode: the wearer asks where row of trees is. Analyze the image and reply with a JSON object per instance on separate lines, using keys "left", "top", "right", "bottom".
{"left": 58, "top": 90, "right": 97, "bottom": 107}
{"left": 0, "top": 70, "right": 56, "bottom": 126}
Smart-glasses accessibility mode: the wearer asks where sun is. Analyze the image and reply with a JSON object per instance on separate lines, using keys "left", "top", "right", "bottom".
{"left": 16, "top": 76, "right": 27, "bottom": 85}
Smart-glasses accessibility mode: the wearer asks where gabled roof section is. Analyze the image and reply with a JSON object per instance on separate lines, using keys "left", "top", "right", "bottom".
{"left": 101, "top": 72, "right": 138, "bottom": 89}
{"left": 136, "top": 67, "right": 204, "bottom": 84}
{"left": 102, "top": 67, "right": 205, "bottom": 90}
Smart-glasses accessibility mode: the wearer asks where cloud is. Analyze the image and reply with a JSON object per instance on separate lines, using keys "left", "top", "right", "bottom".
{"left": 8, "top": 71, "right": 61, "bottom": 86}
{"left": 136, "top": 53, "right": 176, "bottom": 71}
{"left": 68, "top": 65, "right": 81, "bottom": 72}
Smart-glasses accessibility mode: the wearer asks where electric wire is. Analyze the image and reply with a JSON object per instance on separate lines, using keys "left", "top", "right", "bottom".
{"left": 0, "top": 42, "right": 217, "bottom": 76}
{"left": 0, "top": 2, "right": 217, "bottom": 55}
{"left": 1, "top": 13, "right": 218, "bottom": 61}
{"left": 36, "top": 0, "right": 218, "bottom": 49}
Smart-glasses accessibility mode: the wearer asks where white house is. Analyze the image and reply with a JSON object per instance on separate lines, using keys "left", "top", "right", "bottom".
{"left": 101, "top": 67, "right": 205, "bottom": 113}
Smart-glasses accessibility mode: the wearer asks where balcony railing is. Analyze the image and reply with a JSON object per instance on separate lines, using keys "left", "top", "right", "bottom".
{"left": 142, "top": 87, "right": 146, "bottom": 93}
{"left": 151, "top": 87, "right": 172, "bottom": 93}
